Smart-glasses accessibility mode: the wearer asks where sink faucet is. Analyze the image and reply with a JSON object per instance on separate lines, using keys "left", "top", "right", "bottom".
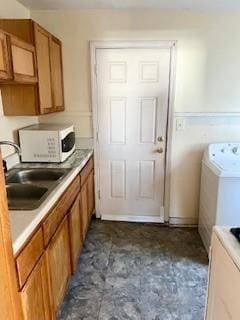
{"left": 0, "top": 141, "right": 21, "bottom": 172}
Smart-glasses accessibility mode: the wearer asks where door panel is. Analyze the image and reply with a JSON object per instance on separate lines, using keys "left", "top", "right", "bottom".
{"left": 50, "top": 36, "right": 64, "bottom": 111}
{"left": 21, "top": 254, "right": 52, "bottom": 320}
{"left": 139, "top": 97, "right": 157, "bottom": 143}
{"left": 80, "top": 182, "right": 88, "bottom": 241}
{"left": 34, "top": 24, "right": 53, "bottom": 114}
{"left": 69, "top": 195, "right": 82, "bottom": 273}
{"left": 96, "top": 48, "right": 171, "bottom": 219}
{"left": 110, "top": 160, "right": 126, "bottom": 199}
{"left": 87, "top": 170, "right": 95, "bottom": 219}
{"left": 46, "top": 216, "right": 71, "bottom": 314}
{"left": 0, "top": 31, "right": 12, "bottom": 80}
{"left": 10, "top": 35, "right": 37, "bottom": 83}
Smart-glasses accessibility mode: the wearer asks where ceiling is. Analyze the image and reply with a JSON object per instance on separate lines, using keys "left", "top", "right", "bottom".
{"left": 17, "top": 0, "right": 240, "bottom": 10}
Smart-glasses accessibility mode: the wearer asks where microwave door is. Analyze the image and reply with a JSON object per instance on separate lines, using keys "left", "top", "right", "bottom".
{"left": 62, "top": 131, "right": 75, "bottom": 152}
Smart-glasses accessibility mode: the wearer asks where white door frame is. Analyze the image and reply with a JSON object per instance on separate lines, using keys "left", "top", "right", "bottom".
{"left": 90, "top": 40, "right": 177, "bottom": 223}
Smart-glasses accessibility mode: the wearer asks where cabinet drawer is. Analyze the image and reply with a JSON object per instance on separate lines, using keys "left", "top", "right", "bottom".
{"left": 16, "top": 227, "right": 44, "bottom": 289}
{"left": 80, "top": 157, "right": 93, "bottom": 187}
{"left": 43, "top": 176, "right": 80, "bottom": 246}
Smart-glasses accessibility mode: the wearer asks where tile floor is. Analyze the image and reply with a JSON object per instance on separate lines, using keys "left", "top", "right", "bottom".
{"left": 58, "top": 220, "right": 208, "bottom": 320}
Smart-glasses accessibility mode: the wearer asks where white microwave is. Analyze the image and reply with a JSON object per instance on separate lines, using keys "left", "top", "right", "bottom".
{"left": 19, "top": 124, "right": 75, "bottom": 163}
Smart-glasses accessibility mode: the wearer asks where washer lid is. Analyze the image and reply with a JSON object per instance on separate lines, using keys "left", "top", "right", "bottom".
{"left": 205, "top": 143, "right": 240, "bottom": 177}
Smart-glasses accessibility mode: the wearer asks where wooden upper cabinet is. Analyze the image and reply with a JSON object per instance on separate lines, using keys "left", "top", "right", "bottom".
{"left": 10, "top": 35, "right": 37, "bottom": 83}
{"left": 34, "top": 24, "right": 54, "bottom": 114}
{"left": 0, "top": 30, "right": 12, "bottom": 81}
{"left": 50, "top": 36, "right": 64, "bottom": 111}
{"left": 0, "top": 19, "right": 65, "bottom": 115}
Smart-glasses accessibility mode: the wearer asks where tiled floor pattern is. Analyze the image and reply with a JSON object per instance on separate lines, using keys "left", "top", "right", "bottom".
{"left": 58, "top": 220, "right": 208, "bottom": 320}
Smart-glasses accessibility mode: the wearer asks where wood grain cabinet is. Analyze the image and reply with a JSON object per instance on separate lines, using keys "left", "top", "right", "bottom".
{"left": 50, "top": 36, "right": 64, "bottom": 112}
{"left": 80, "top": 158, "right": 95, "bottom": 241}
{"left": 34, "top": 24, "right": 53, "bottom": 114}
{"left": 0, "top": 19, "right": 64, "bottom": 115}
{"left": 14, "top": 158, "right": 94, "bottom": 319}
{"left": 9, "top": 35, "right": 37, "bottom": 83}
{"left": 46, "top": 216, "right": 71, "bottom": 315}
{"left": 0, "top": 30, "right": 12, "bottom": 81}
{"left": 80, "top": 182, "right": 89, "bottom": 242}
{"left": 87, "top": 170, "right": 95, "bottom": 220}
{"left": 68, "top": 195, "right": 83, "bottom": 273}
{"left": 20, "top": 254, "right": 52, "bottom": 320}
{"left": 205, "top": 233, "right": 240, "bottom": 320}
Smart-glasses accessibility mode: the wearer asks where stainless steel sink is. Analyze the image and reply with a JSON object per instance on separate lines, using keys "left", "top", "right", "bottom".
{"left": 7, "top": 184, "right": 48, "bottom": 210}
{"left": 6, "top": 168, "right": 70, "bottom": 184}
{"left": 6, "top": 168, "right": 71, "bottom": 210}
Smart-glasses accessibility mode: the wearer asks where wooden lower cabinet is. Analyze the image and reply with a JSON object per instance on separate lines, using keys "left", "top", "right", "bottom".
{"left": 46, "top": 216, "right": 71, "bottom": 315}
{"left": 18, "top": 158, "right": 95, "bottom": 319}
{"left": 206, "top": 233, "right": 240, "bottom": 320}
{"left": 80, "top": 182, "right": 89, "bottom": 242}
{"left": 87, "top": 170, "right": 95, "bottom": 220}
{"left": 20, "top": 254, "right": 52, "bottom": 320}
{"left": 68, "top": 195, "right": 82, "bottom": 273}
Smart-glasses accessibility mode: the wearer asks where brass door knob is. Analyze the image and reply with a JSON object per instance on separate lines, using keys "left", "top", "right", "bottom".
{"left": 156, "top": 148, "right": 163, "bottom": 153}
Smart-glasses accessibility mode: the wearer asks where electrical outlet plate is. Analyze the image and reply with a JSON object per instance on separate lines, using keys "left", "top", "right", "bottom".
{"left": 176, "top": 118, "right": 186, "bottom": 131}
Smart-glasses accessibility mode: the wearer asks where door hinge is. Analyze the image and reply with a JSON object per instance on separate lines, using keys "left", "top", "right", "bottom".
{"left": 98, "top": 190, "right": 101, "bottom": 199}
{"left": 96, "top": 131, "right": 99, "bottom": 142}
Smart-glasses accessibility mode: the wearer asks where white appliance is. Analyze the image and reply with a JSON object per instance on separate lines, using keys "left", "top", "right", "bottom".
{"left": 19, "top": 124, "right": 75, "bottom": 163}
{"left": 199, "top": 142, "right": 240, "bottom": 253}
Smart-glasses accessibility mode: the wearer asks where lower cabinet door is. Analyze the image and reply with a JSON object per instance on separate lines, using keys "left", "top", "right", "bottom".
{"left": 46, "top": 216, "right": 71, "bottom": 314}
{"left": 69, "top": 194, "right": 83, "bottom": 273}
{"left": 21, "top": 254, "right": 52, "bottom": 320}
{"left": 206, "top": 234, "right": 240, "bottom": 320}
{"left": 80, "top": 182, "right": 89, "bottom": 241}
{"left": 87, "top": 170, "right": 95, "bottom": 219}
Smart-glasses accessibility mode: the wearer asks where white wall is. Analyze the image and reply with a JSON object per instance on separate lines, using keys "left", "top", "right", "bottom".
{"left": 0, "top": 0, "right": 38, "bottom": 157}
{"left": 27, "top": 10, "right": 240, "bottom": 222}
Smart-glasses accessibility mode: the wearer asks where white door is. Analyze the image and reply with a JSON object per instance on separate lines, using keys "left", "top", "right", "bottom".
{"left": 96, "top": 48, "right": 171, "bottom": 222}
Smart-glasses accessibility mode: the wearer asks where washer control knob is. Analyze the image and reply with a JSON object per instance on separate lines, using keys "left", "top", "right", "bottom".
{"left": 232, "top": 147, "right": 240, "bottom": 155}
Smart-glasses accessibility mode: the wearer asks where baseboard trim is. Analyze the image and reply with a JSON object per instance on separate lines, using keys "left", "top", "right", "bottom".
{"left": 169, "top": 217, "right": 198, "bottom": 227}
{"left": 101, "top": 214, "right": 164, "bottom": 223}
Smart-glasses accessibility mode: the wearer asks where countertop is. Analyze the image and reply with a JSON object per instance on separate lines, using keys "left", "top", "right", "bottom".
{"left": 214, "top": 226, "right": 240, "bottom": 270}
{"left": 10, "top": 149, "right": 93, "bottom": 255}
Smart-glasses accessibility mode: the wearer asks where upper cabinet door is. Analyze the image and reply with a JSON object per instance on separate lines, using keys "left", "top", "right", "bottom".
{"left": 10, "top": 35, "right": 37, "bottom": 83}
{"left": 34, "top": 23, "right": 54, "bottom": 114}
{"left": 0, "top": 30, "right": 12, "bottom": 81}
{"left": 50, "top": 36, "right": 64, "bottom": 112}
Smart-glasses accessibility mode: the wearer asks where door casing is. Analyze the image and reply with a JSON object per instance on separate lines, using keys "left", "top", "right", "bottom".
{"left": 90, "top": 40, "right": 177, "bottom": 223}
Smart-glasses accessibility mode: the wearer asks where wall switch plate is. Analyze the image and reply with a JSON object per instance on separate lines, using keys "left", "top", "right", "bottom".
{"left": 176, "top": 118, "right": 186, "bottom": 131}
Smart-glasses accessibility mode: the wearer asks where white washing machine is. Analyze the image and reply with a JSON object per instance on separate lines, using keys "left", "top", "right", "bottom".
{"left": 199, "top": 142, "right": 240, "bottom": 253}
